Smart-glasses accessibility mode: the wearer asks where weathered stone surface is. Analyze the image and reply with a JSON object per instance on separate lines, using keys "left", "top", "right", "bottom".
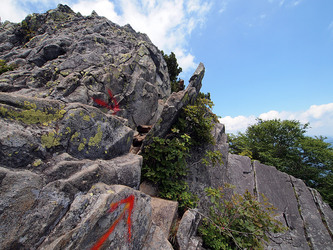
{"left": 0, "top": 167, "right": 45, "bottom": 249}
{"left": 227, "top": 154, "right": 254, "bottom": 194}
{"left": 44, "top": 153, "right": 142, "bottom": 189}
{"left": 0, "top": 92, "right": 133, "bottom": 168}
{"left": 186, "top": 122, "right": 229, "bottom": 212}
{"left": 0, "top": 4, "right": 171, "bottom": 128}
{"left": 291, "top": 176, "right": 333, "bottom": 249}
{"left": 254, "top": 161, "right": 310, "bottom": 249}
{"left": 40, "top": 184, "right": 153, "bottom": 250}
{"left": 143, "top": 62, "right": 205, "bottom": 147}
{"left": 186, "top": 236, "right": 203, "bottom": 250}
{"left": 310, "top": 188, "right": 333, "bottom": 236}
{"left": 176, "top": 209, "right": 202, "bottom": 250}
{"left": 140, "top": 181, "right": 159, "bottom": 197}
{"left": 0, "top": 167, "right": 74, "bottom": 249}
{"left": 142, "top": 224, "right": 174, "bottom": 250}
{"left": 151, "top": 197, "right": 178, "bottom": 238}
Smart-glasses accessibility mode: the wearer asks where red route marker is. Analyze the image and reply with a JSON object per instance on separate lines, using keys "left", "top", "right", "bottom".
{"left": 91, "top": 195, "right": 135, "bottom": 250}
{"left": 92, "top": 89, "right": 120, "bottom": 115}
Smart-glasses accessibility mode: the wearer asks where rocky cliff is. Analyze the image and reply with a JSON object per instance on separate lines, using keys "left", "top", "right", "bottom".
{"left": 0, "top": 5, "right": 332, "bottom": 250}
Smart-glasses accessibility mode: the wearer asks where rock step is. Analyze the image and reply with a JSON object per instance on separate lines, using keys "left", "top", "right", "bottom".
{"left": 44, "top": 153, "right": 142, "bottom": 190}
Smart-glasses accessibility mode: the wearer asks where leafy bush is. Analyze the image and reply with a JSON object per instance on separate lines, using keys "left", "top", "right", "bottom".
{"left": 199, "top": 185, "right": 286, "bottom": 250}
{"left": 176, "top": 94, "right": 219, "bottom": 146}
{"left": 202, "top": 150, "right": 223, "bottom": 167}
{"left": 141, "top": 93, "right": 223, "bottom": 212}
{"left": 0, "top": 60, "right": 14, "bottom": 75}
{"left": 141, "top": 131, "right": 197, "bottom": 211}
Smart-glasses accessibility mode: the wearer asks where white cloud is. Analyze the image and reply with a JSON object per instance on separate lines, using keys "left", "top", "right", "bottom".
{"left": 292, "top": 0, "right": 302, "bottom": 6}
{"left": 218, "top": 0, "right": 228, "bottom": 14}
{"left": 0, "top": 0, "right": 28, "bottom": 22}
{"left": 268, "top": 0, "right": 302, "bottom": 8}
{"left": 71, "top": 0, "right": 212, "bottom": 73}
{"left": 219, "top": 115, "right": 257, "bottom": 134}
{"left": 1, "top": 0, "right": 212, "bottom": 74}
{"left": 72, "top": 0, "right": 121, "bottom": 23}
{"left": 219, "top": 103, "right": 333, "bottom": 137}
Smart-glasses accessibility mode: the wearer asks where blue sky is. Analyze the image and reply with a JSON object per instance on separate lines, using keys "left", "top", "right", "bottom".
{"left": 1, "top": 0, "right": 333, "bottom": 136}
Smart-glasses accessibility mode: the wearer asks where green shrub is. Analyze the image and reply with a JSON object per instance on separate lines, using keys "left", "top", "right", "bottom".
{"left": 161, "top": 51, "right": 183, "bottom": 92}
{"left": 0, "top": 60, "right": 14, "bottom": 75}
{"left": 199, "top": 185, "right": 286, "bottom": 249}
{"left": 176, "top": 94, "right": 219, "bottom": 146}
{"left": 141, "top": 94, "right": 222, "bottom": 212}
{"left": 202, "top": 150, "right": 223, "bottom": 167}
{"left": 141, "top": 131, "right": 198, "bottom": 212}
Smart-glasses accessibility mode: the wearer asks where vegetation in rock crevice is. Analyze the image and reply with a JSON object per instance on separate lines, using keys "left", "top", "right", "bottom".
{"left": 141, "top": 93, "right": 222, "bottom": 212}
{"left": 175, "top": 92, "right": 219, "bottom": 146}
{"left": 198, "top": 184, "right": 286, "bottom": 250}
{"left": 0, "top": 60, "right": 15, "bottom": 75}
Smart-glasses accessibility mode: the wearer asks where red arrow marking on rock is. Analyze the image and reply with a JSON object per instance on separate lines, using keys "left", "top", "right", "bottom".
{"left": 91, "top": 195, "right": 135, "bottom": 250}
{"left": 92, "top": 89, "right": 120, "bottom": 115}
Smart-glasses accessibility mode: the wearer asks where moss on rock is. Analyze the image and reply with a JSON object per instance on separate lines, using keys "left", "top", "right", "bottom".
{"left": 41, "top": 131, "right": 61, "bottom": 148}
{"left": 0, "top": 101, "right": 66, "bottom": 126}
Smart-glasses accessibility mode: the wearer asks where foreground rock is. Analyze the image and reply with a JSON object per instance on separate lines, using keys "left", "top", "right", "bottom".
{"left": 0, "top": 92, "right": 133, "bottom": 168}
{"left": 40, "top": 184, "right": 152, "bottom": 249}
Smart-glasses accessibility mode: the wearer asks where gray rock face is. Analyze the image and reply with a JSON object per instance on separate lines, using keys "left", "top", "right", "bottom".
{"left": 227, "top": 153, "right": 254, "bottom": 194}
{"left": 142, "top": 224, "right": 174, "bottom": 250}
{"left": 40, "top": 184, "right": 153, "bottom": 250}
{"left": 254, "top": 161, "right": 310, "bottom": 249}
{"left": 151, "top": 197, "right": 178, "bottom": 238}
{"left": 186, "top": 122, "right": 229, "bottom": 212}
{"left": 0, "top": 4, "right": 170, "bottom": 128}
{"left": 291, "top": 176, "right": 333, "bottom": 249}
{"left": 176, "top": 209, "right": 202, "bottom": 250}
{"left": 228, "top": 159, "right": 333, "bottom": 249}
{"left": 0, "top": 92, "right": 133, "bottom": 167}
{"left": 186, "top": 123, "right": 333, "bottom": 249}
{"left": 0, "top": 153, "right": 144, "bottom": 249}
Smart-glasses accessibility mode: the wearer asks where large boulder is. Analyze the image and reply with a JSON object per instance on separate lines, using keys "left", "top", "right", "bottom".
{"left": 40, "top": 184, "right": 153, "bottom": 250}
{"left": 0, "top": 4, "right": 170, "bottom": 128}
{"left": 0, "top": 153, "right": 144, "bottom": 249}
{"left": 0, "top": 92, "right": 133, "bottom": 168}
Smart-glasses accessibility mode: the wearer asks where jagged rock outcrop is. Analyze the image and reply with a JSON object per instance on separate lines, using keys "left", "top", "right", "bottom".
{"left": 1, "top": 4, "right": 332, "bottom": 250}
{"left": 0, "top": 4, "right": 170, "bottom": 128}
{"left": 176, "top": 209, "right": 202, "bottom": 250}
{"left": 142, "top": 62, "right": 205, "bottom": 148}
{"left": 186, "top": 141, "right": 333, "bottom": 249}
{"left": 0, "top": 4, "right": 173, "bottom": 250}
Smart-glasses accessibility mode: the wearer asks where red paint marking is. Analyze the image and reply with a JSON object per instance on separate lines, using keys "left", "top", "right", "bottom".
{"left": 92, "top": 89, "right": 120, "bottom": 115}
{"left": 91, "top": 195, "right": 135, "bottom": 250}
